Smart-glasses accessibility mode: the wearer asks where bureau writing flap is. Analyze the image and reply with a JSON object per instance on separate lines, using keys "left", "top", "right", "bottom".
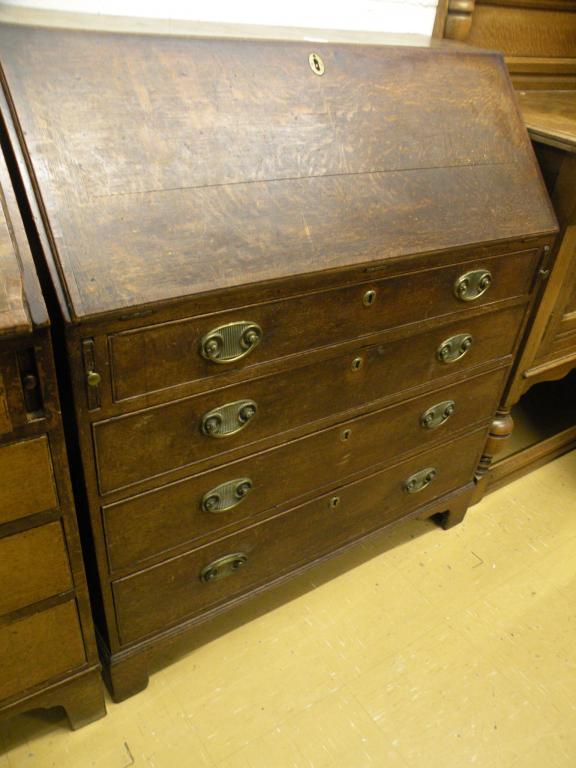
{"left": 0, "top": 25, "right": 557, "bottom": 321}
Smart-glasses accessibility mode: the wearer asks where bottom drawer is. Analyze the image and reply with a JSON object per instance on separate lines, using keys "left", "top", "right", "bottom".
{"left": 0, "top": 600, "right": 86, "bottom": 701}
{"left": 114, "top": 427, "right": 485, "bottom": 644}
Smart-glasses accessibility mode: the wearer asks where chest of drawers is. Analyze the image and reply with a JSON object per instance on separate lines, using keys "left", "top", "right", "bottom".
{"left": 0, "top": 24, "right": 557, "bottom": 700}
{"left": 0, "top": 148, "right": 105, "bottom": 727}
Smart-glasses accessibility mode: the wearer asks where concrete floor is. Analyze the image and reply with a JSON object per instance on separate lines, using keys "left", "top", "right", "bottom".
{"left": 1, "top": 450, "right": 575, "bottom": 768}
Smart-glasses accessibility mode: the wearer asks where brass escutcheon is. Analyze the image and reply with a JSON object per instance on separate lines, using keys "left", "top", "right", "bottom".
{"left": 420, "top": 400, "right": 456, "bottom": 430}
{"left": 351, "top": 356, "right": 363, "bottom": 371}
{"left": 362, "top": 289, "right": 376, "bottom": 307}
{"left": 201, "top": 478, "right": 253, "bottom": 513}
{"left": 200, "top": 321, "right": 262, "bottom": 364}
{"left": 437, "top": 333, "right": 473, "bottom": 364}
{"left": 454, "top": 269, "right": 492, "bottom": 302}
{"left": 201, "top": 399, "right": 257, "bottom": 438}
{"left": 200, "top": 553, "right": 248, "bottom": 583}
{"left": 403, "top": 467, "right": 437, "bottom": 494}
{"left": 328, "top": 496, "right": 340, "bottom": 510}
{"left": 309, "top": 52, "right": 325, "bottom": 75}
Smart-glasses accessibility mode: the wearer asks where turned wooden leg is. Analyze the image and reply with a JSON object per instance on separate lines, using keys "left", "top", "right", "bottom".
{"left": 103, "top": 652, "right": 149, "bottom": 703}
{"left": 472, "top": 408, "right": 514, "bottom": 503}
{"left": 62, "top": 669, "right": 107, "bottom": 730}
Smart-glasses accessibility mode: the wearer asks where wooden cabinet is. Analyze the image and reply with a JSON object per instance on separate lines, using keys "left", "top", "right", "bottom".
{"left": 0, "top": 147, "right": 105, "bottom": 728}
{"left": 0, "top": 25, "right": 556, "bottom": 701}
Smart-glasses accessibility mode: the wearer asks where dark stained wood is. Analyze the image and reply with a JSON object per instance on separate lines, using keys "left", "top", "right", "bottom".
{"left": 434, "top": 0, "right": 576, "bottom": 488}
{"left": 0, "top": 148, "right": 105, "bottom": 727}
{"left": 114, "top": 427, "right": 485, "bottom": 644}
{"left": 109, "top": 247, "right": 540, "bottom": 401}
{"left": 103, "top": 367, "right": 507, "bottom": 573}
{"left": 94, "top": 305, "right": 524, "bottom": 494}
{"left": 0, "top": 25, "right": 555, "bottom": 320}
{"left": 0, "top": 26, "right": 556, "bottom": 700}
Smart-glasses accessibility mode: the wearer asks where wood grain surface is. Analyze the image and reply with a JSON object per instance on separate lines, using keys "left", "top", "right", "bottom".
{"left": 0, "top": 25, "right": 556, "bottom": 320}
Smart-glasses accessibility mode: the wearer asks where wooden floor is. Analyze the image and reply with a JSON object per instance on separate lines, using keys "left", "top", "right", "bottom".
{"left": 1, "top": 450, "right": 575, "bottom": 768}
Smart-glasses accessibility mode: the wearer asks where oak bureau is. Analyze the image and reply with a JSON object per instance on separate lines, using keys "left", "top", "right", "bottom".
{"left": 0, "top": 24, "right": 557, "bottom": 700}
{"left": 0, "top": 143, "right": 105, "bottom": 726}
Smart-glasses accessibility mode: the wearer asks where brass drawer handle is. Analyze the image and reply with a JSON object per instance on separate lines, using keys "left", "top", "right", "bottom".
{"left": 200, "top": 553, "right": 248, "bottom": 583}
{"left": 200, "top": 321, "right": 262, "bottom": 364}
{"left": 437, "top": 333, "right": 473, "bottom": 364}
{"left": 202, "top": 478, "right": 253, "bottom": 513}
{"left": 420, "top": 400, "right": 455, "bottom": 430}
{"left": 201, "top": 399, "right": 257, "bottom": 438}
{"left": 454, "top": 269, "right": 492, "bottom": 302}
{"left": 403, "top": 467, "right": 437, "bottom": 494}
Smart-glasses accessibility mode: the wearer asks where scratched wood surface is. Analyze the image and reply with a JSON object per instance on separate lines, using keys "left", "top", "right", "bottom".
{"left": 0, "top": 25, "right": 556, "bottom": 321}
{"left": 0, "top": 172, "right": 30, "bottom": 338}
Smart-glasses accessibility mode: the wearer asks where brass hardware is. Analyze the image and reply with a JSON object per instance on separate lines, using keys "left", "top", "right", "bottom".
{"left": 22, "top": 374, "right": 38, "bottom": 391}
{"left": 81, "top": 338, "right": 101, "bottom": 411}
{"left": 420, "top": 400, "right": 456, "bottom": 430}
{"left": 201, "top": 399, "right": 257, "bottom": 438}
{"left": 362, "top": 289, "right": 376, "bottom": 307}
{"left": 309, "top": 52, "right": 325, "bottom": 76}
{"left": 201, "top": 478, "right": 253, "bottom": 513}
{"left": 539, "top": 268, "right": 550, "bottom": 280}
{"left": 200, "top": 553, "right": 248, "bottom": 583}
{"left": 340, "top": 428, "right": 352, "bottom": 442}
{"left": 403, "top": 467, "right": 437, "bottom": 494}
{"left": 200, "top": 321, "right": 263, "bottom": 364}
{"left": 16, "top": 348, "right": 44, "bottom": 416}
{"left": 437, "top": 333, "right": 473, "bottom": 364}
{"left": 351, "top": 357, "right": 363, "bottom": 371}
{"left": 86, "top": 370, "right": 101, "bottom": 387}
{"left": 454, "top": 269, "right": 492, "bottom": 302}
{"left": 329, "top": 496, "right": 340, "bottom": 510}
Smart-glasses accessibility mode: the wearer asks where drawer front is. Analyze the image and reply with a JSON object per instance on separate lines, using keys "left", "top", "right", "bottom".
{"left": 109, "top": 248, "right": 538, "bottom": 401}
{"left": 0, "top": 522, "right": 73, "bottom": 616}
{"left": 0, "top": 600, "right": 86, "bottom": 700}
{"left": 114, "top": 427, "right": 484, "bottom": 643}
{"left": 95, "top": 304, "right": 523, "bottom": 493}
{"left": 0, "top": 436, "right": 58, "bottom": 525}
{"left": 103, "top": 368, "right": 506, "bottom": 572}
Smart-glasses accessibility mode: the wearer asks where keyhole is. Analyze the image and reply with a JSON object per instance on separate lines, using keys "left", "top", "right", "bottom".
{"left": 340, "top": 428, "right": 352, "bottom": 442}
{"left": 309, "top": 52, "right": 325, "bottom": 76}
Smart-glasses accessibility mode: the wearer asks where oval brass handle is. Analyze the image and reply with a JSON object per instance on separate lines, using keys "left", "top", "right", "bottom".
{"left": 437, "top": 334, "right": 473, "bottom": 364}
{"left": 201, "top": 399, "right": 257, "bottom": 438}
{"left": 200, "top": 321, "right": 263, "bottom": 364}
{"left": 200, "top": 553, "right": 248, "bottom": 583}
{"left": 202, "top": 478, "right": 253, "bottom": 513}
{"left": 454, "top": 269, "right": 492, "bottom": 302}
{"left": 420, "top": 400, "right": 455, "bottom": 430}
{"left": 403, "top": 467, "right": 437, "bottom": 494}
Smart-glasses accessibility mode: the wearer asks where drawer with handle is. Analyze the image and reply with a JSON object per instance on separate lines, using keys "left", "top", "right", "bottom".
{"left": 113, "top": 426, "right": 485, "bottom": 644}
{"left": 108, "top": 248, "right": 540, "bottom": 401}
{"left": 94, "top": 304, "right": 523, "bottom": 493}
{"left": 103, "top": 367, "right": 506, "bottom": 572}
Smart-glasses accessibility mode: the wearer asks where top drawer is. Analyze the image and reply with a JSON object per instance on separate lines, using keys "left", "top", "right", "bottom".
{"left": 109, "top": 248, "right": 540, "bottom": 401}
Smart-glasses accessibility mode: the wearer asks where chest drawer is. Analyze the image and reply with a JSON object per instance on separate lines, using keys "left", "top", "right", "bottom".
{"left": 109, "top": 248, "right": 539, "bottom": 401}
{"left": 113, "top": 426, "right": 484, "bottom": 643}
{"left": 0, "top": 600, "right": 86, "bottom": 701}
{"left": 103, "top": 367, "right": 505, "bottom": 572}
{"left": 0, "top": 522, "right": 73, "bottom": 616}
{"left": 95, "top": 304, "right": 523, "bottom": 493}
{"left": 0, "top": 436, "right": 58, "bottom": 525}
